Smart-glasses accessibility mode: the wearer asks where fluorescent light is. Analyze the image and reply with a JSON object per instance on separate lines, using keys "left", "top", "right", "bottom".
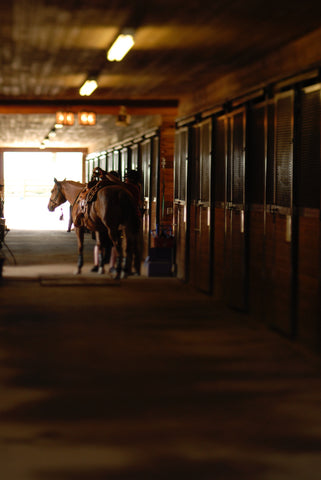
{"left": 107, "top": 34, "right": 134, "bottom": 61}
{"left": 79, "top": 79, "right": 98, "bottom": 96}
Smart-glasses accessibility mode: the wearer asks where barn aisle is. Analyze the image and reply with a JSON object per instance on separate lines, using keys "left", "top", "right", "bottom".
{"left": 0, "top": 230, "right": 321, "bottom": 480}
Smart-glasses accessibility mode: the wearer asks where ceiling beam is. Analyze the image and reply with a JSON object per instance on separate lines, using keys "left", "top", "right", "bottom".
{"left": 0, "top": 99, "right": 178, "bottom": 116}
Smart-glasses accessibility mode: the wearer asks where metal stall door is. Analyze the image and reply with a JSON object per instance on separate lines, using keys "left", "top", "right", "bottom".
{"left": 174, "top": 127, "right": 188, "bottom": 281}
{"left": 189, "top": 118, "right": 212, "bottom": 293}
{"left": 296, "top": 84, "right": 321, "bottom": 349}
{"left": 265, "top": 90, "right": 295, "bottom": 336}
{"left": 141, "top": 139, "right": 152, "bottom": 254}
{"left": 225, "top": 108, "right": 248, "bottom": 310}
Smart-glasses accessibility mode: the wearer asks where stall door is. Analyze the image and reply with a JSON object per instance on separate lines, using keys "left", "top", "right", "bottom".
{"left": 86, "top": 157, "right": 94, "bottom": 182}
{"left": 189, "top": 118, "right": 212, "bottom": 293}
{"left": 247, "top": 102, "right": 267, "bottom": 319}
{"left": 225, "top": 108, "right": 248, "bottom": 310}
{"left": 106, "top": 151, "right": 113, "bottom": 171}
{"left": 98, "top": 153, "right": 107, "bottom": 171}
{"left": 174, "top": 127, "right": 189, "bottom": 281}
{"left": 213, "top": 115, "right": 227, "bottom": 301}
{"left": 296, "top": 84, "right": 321, "bottom": 350}
{"left": 265, "top": 90, "right": 295, "bottom": 336}
{"left": 130, "top": 143, "right": 139, "bottom": 171}
{"left": 113, "top": 150, "right": 120, "bottom": 174}
{"left": 141, "top": 139, "right": 152, "bottom": 254}
{"left": 150, "top": 136, "right": 159, "bottom": 235}
{"left": 121, "top": 147, "right": 129, "bottom": 180}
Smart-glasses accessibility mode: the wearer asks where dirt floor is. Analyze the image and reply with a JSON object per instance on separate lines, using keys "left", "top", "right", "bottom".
{"left": 0, "top": 229, "right": 321, "bottom": 480}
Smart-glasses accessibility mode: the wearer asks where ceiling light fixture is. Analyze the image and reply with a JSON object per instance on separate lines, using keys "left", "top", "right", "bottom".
{"left": 107, "top": 33, "right": 135, "bottom": 62}
{"left": 56, "top": 112, "right": 74, "bottom": 126}
{"left": 79, "top": 79, "right": 98, "bottom": 96}
{"left": 48, "top": 128, "right": 56, "bottom": 139}
{"left": 78, "top": 112, "right": 96, "bottom": 126}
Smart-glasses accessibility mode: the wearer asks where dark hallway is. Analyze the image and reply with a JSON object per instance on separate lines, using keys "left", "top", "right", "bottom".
{"left": 0, "top": 230, "right": 320, "bottom": 479}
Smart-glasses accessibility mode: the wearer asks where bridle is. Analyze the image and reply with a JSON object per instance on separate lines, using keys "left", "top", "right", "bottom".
{"left": 49, "top": 181, "right": 65, "bottom": 208}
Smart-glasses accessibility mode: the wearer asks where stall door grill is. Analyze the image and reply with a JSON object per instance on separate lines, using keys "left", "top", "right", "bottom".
{"left": 275, "top": 95, "right": 293, "bottom": 208}
{"left": 225, "top": 108, "right": 248, "bottom": 311}
{"left": 231, "top": 112, "right": 246, "bottom": 205}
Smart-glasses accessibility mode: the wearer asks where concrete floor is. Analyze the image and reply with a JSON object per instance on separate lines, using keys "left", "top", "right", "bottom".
{"left": 0, "top": 229, "right": 321, "bottom": 480}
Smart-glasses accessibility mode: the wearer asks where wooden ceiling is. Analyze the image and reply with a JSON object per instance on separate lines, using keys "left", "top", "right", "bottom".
{"left": 1, "top": 0, "right": 321, "bottom": 150}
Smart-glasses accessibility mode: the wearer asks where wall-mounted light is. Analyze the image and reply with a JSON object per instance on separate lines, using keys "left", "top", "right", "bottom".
{"left": 79, "top": 79, "right": 98, "bottom": 96}
{"left": 115, "top": 106, "right": 131, "bottom": 126}
{"left": 78, "top": 112, "right": 96, "bottom": 126}
{"left": 56, "top": 112, "right": 74, "bottom": 126}
{"left": 107, "top": 32, "right": 135, "bottom": 62}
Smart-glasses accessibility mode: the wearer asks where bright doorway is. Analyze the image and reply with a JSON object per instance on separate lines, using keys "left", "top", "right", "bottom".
{"left": 4, "top": 151, "right": 83, "bottom": 230}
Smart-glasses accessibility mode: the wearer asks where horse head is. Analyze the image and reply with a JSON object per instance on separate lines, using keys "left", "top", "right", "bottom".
{"left": 48, "top": 178, "right": 65, "bottom": 211}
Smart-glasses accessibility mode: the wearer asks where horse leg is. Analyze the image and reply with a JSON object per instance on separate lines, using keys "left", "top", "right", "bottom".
{"left": 75, "top": 227, "right": 84, "bottom": 274}
{"left": 108, "top": 228, "right": 124, "bottom": 280}
{"left": 119, "top": 226, "right": 128, "bottom": 279}
{"left": 126, "top": 228, "right": 142, "bottom": 276}
{"left": 95, "top": 231, "right": 105, "bottom": 274}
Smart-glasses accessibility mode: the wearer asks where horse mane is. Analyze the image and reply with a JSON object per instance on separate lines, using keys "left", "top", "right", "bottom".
{"left": 62, "top": 179, "right": 85, "bottom": 186}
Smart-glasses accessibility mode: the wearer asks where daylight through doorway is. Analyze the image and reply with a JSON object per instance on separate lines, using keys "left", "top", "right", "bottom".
{"left": 4, "top": 151, "right": 83, "bottom": 230}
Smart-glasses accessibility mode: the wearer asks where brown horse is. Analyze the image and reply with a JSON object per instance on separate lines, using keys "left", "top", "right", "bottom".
{"left": 48, "top": 178, "right": 142, "bottom": 278}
